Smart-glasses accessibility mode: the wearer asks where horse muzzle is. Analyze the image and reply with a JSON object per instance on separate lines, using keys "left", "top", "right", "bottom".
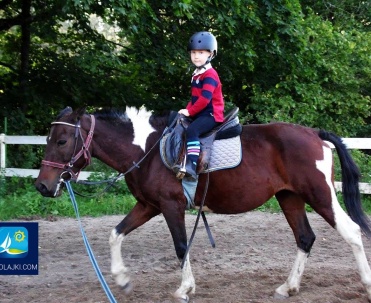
{"left": 35, "top": 177, "right": 65, "bottom": 197}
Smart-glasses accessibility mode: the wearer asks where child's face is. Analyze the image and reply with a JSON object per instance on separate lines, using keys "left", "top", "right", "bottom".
{"left": 190, "top": 50, "right": 212, "bottom": 67}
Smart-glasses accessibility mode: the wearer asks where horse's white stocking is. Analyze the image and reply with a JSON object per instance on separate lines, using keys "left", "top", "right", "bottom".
{"left": 274, "top": 249, "right": 309, "bottom": 298}
{"left": 109, "top": 229, "right": 131, "bottom": 293}
{"left": 318, "top": 145, "right": 371, "bottom": 301}
{"left": 333, "top": 201, "right": 371, "bottom": 301}
{"left": 173, "top": 254, "right": 196, "bottom": 303}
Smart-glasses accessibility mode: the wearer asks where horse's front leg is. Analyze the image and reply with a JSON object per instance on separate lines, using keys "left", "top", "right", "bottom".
{"left": 109, "top": 202, "right": 160, "bottom": 292}
{"left": 274, "top": 249, "right": 309, "bottom": 298}
{"left": 174, "top": 253, "right": 195, "bottom": 303}
{"left": 162, "top": 207, "right": 195, "bottom": 303}
{"left": 274, "top": 194, "right": 315, "bottom": 298}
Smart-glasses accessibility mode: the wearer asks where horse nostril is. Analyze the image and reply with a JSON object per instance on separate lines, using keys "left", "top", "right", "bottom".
{"left": 35, "top": 182, "right": 49, "bottom": 196}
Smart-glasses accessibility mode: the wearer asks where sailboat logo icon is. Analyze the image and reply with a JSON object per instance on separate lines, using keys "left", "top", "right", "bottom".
{"left": 0, "top": 227, "right": 28, "bottom": 258}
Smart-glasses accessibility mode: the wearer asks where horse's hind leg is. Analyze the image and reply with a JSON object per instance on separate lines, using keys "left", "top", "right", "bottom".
{"left": 313, "top": 147, "right": 371, "bottom": 301}
{"left": 315, "top": 195, "right": 371, "bottom": 301}
{"left": 109, "top": 202, "right": 160, "bottom": 292}
{"left": 274, "top": 191, "right": 316, "bottom": 298}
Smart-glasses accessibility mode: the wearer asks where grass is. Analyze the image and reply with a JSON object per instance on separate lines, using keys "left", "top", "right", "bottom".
{"left": 0, "top": 175, "right": 136, "bottom": 221}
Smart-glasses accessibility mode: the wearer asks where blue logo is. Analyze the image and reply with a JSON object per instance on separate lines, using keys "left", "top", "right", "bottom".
{"left": 0, "top": 223, "right": 38, "bottom": 275}
{"left": 0, "top": 227, "right": 28, "bottom": 258}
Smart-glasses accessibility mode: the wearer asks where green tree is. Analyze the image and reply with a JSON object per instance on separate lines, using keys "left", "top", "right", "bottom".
{"left": 0, "top": 0, "right": 369, "bottom": 144}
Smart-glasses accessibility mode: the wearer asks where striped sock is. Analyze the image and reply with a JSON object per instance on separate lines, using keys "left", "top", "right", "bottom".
{"left": 187, "top": 140, "right": 200, "bottom": 163}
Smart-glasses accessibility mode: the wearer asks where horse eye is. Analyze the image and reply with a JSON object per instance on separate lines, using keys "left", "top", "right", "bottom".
{"left": 57, "top": 140, "right": 67, "bottom": 146}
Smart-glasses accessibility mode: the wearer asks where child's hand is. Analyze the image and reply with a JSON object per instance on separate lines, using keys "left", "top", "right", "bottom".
{"left": 178, "top": 109, "right": 190, "bottom": 116}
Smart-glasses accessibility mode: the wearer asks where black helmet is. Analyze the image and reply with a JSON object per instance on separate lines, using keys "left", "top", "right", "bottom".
{"left": 187, "top": 31, "right": 217, "bottom": 58}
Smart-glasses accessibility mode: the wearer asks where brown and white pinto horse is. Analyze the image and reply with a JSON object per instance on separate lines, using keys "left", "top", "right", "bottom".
{"left": 35, "top": 107, "right": 371, "bottom": 302}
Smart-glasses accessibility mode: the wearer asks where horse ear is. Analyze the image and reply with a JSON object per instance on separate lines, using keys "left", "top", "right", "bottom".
{"left": 76, "top": 107, "right": 86, "bottom": 118}
{"left": 69, "top": 107, "right": 86, "bottom": 122}
{"left": 56, "top": 107, "right": 73, "bottom": 120}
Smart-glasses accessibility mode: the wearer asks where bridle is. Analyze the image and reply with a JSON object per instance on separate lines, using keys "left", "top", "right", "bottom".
{"left": 41, "top": 115, "right": 95, "bottom": 182}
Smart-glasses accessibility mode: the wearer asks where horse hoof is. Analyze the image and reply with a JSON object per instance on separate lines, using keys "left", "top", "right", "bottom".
{"left": 121, "top": 282, "right": 133, "bottom": 295}
{"left": 173, "top": 296, "right": 189, "bottom": 303}
{"left": 274, "top": 292, "right": 289, "bottom": 300}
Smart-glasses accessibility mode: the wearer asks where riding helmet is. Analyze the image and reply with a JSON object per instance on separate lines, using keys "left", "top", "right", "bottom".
{"left": 187, "top": 31, "right": 217, "bottom": 58}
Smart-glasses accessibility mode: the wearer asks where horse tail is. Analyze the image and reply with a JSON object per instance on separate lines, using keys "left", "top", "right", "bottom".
{"left": 318, "top": 129, "right": 371, "bottom": 238}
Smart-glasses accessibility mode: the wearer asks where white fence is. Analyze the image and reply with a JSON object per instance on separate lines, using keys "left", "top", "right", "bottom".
{"left": 0, "top": 134, "right": 93, "bottom": 180}
{"left": 1, "top": 134, "right": 371, "bottom": 194}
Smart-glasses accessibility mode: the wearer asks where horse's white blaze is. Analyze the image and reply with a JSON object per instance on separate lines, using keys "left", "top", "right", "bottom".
{"left": 275, "top": 249, "right": 308, "bottom": 297}
{"left": 174, "top": 254, "right": 196, "bottom": 301}
{"left": 109, "top": 229, "right": 130, "bottom": 287}
{"left": 126, "top": 106, "right": 156, "bottom": 152}
{"left": 316, "top": 146, "right": 371, "bottom": 299}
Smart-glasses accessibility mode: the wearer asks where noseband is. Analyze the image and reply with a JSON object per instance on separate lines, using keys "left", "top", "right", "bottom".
{"left": 41, "top": 115, "right": 95, "bottom": 181}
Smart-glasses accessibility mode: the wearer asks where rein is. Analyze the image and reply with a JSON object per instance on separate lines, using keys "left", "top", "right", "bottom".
{"left": 65, "top": 181, "right": 117, "bottom": 303}
{"left": 181, "top": 172, "right": 214, "bottom": 269}
{"left": 73, "top": 132, "right": 165, "bottom": 198}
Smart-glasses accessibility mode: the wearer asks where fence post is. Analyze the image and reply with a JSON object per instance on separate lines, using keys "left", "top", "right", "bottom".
{"left": 0, "top": 133, "right": 5, "bottom": 171}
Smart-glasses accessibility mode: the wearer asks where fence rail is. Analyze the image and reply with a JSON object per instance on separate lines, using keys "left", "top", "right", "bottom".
{"left": 1, "top": 134, "right": 371, "bottom": 194}
{"left": 0, "top": 134, "right": 94, "bottom": 180}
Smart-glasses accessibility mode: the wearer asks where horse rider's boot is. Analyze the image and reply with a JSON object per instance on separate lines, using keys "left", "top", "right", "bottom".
{"left": 185, "top": 158, "right": 198, "bottom": 182}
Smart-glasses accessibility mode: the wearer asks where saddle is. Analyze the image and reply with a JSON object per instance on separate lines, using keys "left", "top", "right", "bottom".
{"left": 160, "top": 107, "right": 242, "bottom": 179}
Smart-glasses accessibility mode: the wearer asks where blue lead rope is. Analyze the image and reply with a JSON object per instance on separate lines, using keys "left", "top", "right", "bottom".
{"left": 65, "top": 181, "right": 117, "bottom": 303}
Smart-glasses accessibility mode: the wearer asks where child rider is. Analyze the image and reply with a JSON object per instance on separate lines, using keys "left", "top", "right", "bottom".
{"left": 178, "top": 31, "right": 225, "bottom": 181}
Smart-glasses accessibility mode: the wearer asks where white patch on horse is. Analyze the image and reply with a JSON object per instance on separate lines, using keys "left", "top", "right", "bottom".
{"left": 275, "top": 249, "right": 308, "bottom": 297}
{"left": 126, "top": 106, "right": 156, "bottom": 152}
{"left": 315, "top": 145, "right": 352, "bottom": 230}
{"left": 316, "top": 145, "right": 371, "bottom": 297}
{"left": 174, "top": 254, "right": 196, "bottom": 301}
{"left": 109, "top": 229, "right": 130, "bottom": 288}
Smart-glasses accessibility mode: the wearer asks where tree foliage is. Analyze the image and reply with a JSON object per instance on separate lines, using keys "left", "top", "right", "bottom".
{"left": 0, "top": 0, "right": 369, "bottom": 167}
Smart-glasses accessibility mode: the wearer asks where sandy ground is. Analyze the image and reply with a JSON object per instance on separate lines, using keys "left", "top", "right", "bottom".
{"left": 1, "top": 211, "right": 371, "bottom": 303}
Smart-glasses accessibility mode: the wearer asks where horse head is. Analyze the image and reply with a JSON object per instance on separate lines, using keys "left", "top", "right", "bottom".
{"left": 35, "top": 106, "right": 93, "bottom": 197}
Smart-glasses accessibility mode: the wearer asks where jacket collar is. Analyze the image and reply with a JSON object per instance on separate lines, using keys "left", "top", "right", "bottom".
{"left": 192, "top": 63, "right": 212, "bottom": 77}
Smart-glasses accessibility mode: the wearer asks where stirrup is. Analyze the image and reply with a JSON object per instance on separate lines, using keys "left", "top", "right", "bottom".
{"left": 172, "top": 163, "right": 186, "bottom": 180}
{"left": 176, "top": 168, "right": 186, "bottom": 180}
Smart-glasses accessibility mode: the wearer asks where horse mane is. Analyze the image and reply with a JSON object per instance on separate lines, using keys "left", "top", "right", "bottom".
{"left": 92, "top": 107, "right": 171, "bottom": 129}
{"left": 149, "top": 109, "right": 173, "bottom": 128}
{"left": 92, "top": 108, "right": 130, "bottom": 124}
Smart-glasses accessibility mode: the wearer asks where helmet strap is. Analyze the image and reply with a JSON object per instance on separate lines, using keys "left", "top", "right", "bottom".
{"left": 194, "top": 55, "right": 213, "bottom": 70}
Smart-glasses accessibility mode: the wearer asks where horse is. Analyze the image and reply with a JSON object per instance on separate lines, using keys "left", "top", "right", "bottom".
{"left": 35, "top": 106, "right": 371, "bottom": 302}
